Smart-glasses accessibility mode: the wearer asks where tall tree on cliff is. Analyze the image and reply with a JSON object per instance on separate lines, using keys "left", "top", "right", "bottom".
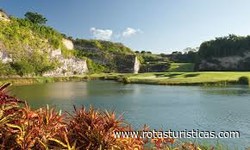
{"left": 24, "top": 12, "right": 47, "bottom": 25}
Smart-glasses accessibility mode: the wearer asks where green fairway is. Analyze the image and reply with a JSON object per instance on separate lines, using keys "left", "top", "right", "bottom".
{"left": 120, "top": 72, "right": 250, "bottom": 85}
{"left": 167, "top": 63, "right": 195, "bottom": 72}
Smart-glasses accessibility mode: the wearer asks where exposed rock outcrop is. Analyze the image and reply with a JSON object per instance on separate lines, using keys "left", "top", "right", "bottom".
{"left": 116, "top": 55, "right": 140, "bottom": 73}
{"left": 197, "top": 52, "right": 250, "bottom": 71}
{"left": 62, "top": 39, "right": 74, "bottom": 50}
{"left": 0, "top": 39, "right": 88, "bottom": 76}
{"left": 0, "top": 9, "right": 10, "bottom": 22}
{"left": 43, "top": 48, "right": 88, "bottom": 76}
{"left": 0, "top": 42, "right": 12, "bottom": 63}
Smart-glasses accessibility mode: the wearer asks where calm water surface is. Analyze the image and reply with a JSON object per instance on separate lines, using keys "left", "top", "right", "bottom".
{"left": 10, "top": 80, "right": 250, "bottom": 149}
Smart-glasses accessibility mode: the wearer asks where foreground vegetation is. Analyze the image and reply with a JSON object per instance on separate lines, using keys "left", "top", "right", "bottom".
{"left": 0, "top": 83, "right": 234, "bottom": 149}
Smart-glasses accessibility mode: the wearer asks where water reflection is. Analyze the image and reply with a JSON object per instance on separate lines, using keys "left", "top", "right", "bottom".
{"left": 46, "top": 82, "right": 88, "bottom": 100}
{"left": 201, "top": 85, "right": 250, "bottom": 96}
{"left": 10, "top": 81, "right": 250, "bottom": 148}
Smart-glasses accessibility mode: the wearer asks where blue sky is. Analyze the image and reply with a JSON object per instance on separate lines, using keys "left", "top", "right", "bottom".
{"left": 1, "top": 0, "right": 250, "bottom": 53}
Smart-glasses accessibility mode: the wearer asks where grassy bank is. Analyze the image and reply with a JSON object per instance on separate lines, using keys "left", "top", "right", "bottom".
{"left": 2, "top": 72, "right": 250, "bottom": 86}
{"left": 0, "top": 76, "right": 88, "bottom": 86}
{"left": 93, "top": 72, "right": 250, "bottom": 86}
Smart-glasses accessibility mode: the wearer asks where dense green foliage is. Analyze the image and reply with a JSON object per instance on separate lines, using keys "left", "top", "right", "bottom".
{"left": 0, "top": 17, "right": 64, "bottom": 76}
{"left": 0, "top": 62, "right": 16, "bottom": 76}
{"left": 86, "top": 59, "right": 107, "bottom": 73}
{"left": 24, "top": 11, "right": 47, "bottom": 24}
{"left": 198, "top": 34, "right": 250, "bottom": 59}
{"left": 138, "top": 53, "right": 169, "bottom": 63}
{"left": 167, "top": 51, "right": 198, "bottom": 63}
{"left": 238, "top": 76, "right": 249, "bottom": 85}
{"left": 74, "top": 39, "right": 134, "bottom": 54}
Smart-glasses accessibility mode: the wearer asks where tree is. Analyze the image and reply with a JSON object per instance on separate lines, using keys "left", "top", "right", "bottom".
{"left": 24, "top": 12, "right": 47, "bottom": 24}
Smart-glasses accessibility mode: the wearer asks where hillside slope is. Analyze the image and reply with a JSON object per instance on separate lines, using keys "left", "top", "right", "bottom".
{"left": 0, "top": 14, "right": 89, "bottom": 76}
{"left": 0, "top": 10, "right": 140, "bottom": 76}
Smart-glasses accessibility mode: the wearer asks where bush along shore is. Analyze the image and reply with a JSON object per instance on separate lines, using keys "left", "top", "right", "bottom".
{"left": 0, "top": 83, "right": 234, "bottom": 150}
{"left": 0, "top": 76, "right": 89, "bottom": 86}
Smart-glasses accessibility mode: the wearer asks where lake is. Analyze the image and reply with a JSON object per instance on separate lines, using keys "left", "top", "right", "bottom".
{"left": 10, "top": 80, "right": 250, "bottom": 149}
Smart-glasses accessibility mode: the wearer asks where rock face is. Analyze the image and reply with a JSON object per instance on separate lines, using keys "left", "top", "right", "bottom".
{"left": 0, "top": 42, "right": 12, "bottom": 63}
{"left": 62, "top": 39, "right": 74, "bottom": 50}
{"left": 116, "top": 55, "right": 140, "bottom": 73}
{"left": 0, "top": 51, "right": 12, "bottom": 63}
{"left": 43, "top": 49, "right": 88, "bottom": 76}
{"left": 197, "top": 52, "right": 250, "bottom": 71}
{"left": 0, "top": 39, "right": 88, "bottom": 76}
{"left": 74, "top": 40, "right": 140, "bottom": 73}
{"left": 0, "top": 9, "right": 10, "bottom": 22}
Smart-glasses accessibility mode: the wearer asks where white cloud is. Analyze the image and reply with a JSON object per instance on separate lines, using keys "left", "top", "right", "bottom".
{"left": 122, "top": 27, "right": 141, "bottom": 38}
{"left": 90, "top": 27, "right": 113, "bottom": 40}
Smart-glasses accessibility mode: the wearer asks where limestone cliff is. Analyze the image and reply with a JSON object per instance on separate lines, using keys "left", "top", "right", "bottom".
{"left": 74, "top": 39, "right": 140, "bottom": 73}
{"left": 43, "top": 48, "right": 88, "bottom": 76}
{"left": 197, "top": 52, "right": 250, "bottom": 71}
{"left": 0, "top": 9, "right": 10, "bottom": 22}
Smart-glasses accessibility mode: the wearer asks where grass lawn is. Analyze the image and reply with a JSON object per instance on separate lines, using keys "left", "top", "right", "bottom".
{"left": 118, "top": 72, "right": 250, "bottom": 85}
{"left": 167, "top": 63, "right": 195, "bottom": 72}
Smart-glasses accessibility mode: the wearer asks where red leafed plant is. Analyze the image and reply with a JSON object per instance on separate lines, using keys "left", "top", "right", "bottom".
{"left": 6, "top": 105, "right": 69, "bottom": 150}
{"left": 0, "top": 83, "right": 24, "bottom": 149}
{"left": 67, "top": 106, "right": 145, "bottom": 150}
{"left": 0, "top": 83, "right": 71, "bottom": 150}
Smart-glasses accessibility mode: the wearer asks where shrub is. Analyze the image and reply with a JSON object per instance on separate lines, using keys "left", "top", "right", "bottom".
{"left": 6, "top": 106, "right": 68, "bottom": 150}
{"left": 86, "top": 59, "right": 107, "bottom": 73}
{"left": 67, "top": 106, "right": 144, "bottom": 149}
{"left": 0, "top": 83, "right": 69, "bottom": 150}
{"left": 10, "top": 60, "right": 35, "bottom": 76}
{"left": 120, "top": 77, "right": 130, "bottom": 84}
{"left": 0, "top": 62, "right": 16, "bottom": 76}
{"left": 238, "top": 76, "right": 249, "bottom": 85}
{"left": 24, "top": 12, "right": 47, "bottom": 25}
{"left": 0, "top": 83, "right": 24, "bottom": 149}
